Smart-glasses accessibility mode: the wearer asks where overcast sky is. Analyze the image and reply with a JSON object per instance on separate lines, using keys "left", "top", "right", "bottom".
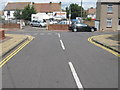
{"left": 0, "top": 0, "right": 97, "bottom": 10}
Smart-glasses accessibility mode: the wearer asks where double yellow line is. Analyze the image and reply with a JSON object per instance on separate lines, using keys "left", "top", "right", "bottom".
{"left": 88, "top": 36, "right": 120, "bottom": 57}
{"left": 0, "top": 36, "right": 34, "bottom": 68}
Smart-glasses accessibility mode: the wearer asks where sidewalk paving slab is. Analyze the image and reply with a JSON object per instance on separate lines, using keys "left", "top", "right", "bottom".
{"left": 0, "top": 34, "right": 28, "bottom": 59}
{"left": 91, "top": 34, "right": 119, "bottom": 53}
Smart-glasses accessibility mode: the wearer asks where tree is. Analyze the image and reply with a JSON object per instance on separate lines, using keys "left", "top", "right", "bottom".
{"left": 21, "top": 4, "right": 36, "bottom": 21}
{"left": 66, "top": 3, "right": 86, "bottom": 19}
{"left": 14, "top": 9, "right": 22, "bottom": 19}
{"left": 65, "top": 7, "right": 69, "bottom": 19}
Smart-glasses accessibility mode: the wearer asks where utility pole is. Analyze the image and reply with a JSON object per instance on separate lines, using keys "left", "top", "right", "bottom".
{"left": 69, "top": 4, "right": 71, "bottom": 24}
{"left": 81, "top": 0, "right": 82, "bottom": 18}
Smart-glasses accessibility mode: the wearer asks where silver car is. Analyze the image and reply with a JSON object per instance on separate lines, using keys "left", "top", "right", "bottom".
{"left": 31, "top": 21, "right": 46, "bottom": 27}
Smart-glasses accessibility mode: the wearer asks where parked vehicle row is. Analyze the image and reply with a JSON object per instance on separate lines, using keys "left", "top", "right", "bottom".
{"left": 30, "top": 20, "right": 97, "bottom": 32}
{"left": 69, "top": 21, "right": 97, "bottom": 32}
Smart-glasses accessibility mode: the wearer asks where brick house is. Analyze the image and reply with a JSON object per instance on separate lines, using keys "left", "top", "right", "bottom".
{"left": 95, "top": 0, "right": 120, "bottom": 31}
{"left": 3, "top": 2, "right": 61, "bottom": 20}
{"left": 4, "top": 2, "right": 31, "bottom": 20}
{"left": 86, "top": 7, "right": 96, "bottom": 20}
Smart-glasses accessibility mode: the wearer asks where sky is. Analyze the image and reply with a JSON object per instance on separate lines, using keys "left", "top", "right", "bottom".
{"left": 0, "top": 0, "right": 97, "bottom": 11}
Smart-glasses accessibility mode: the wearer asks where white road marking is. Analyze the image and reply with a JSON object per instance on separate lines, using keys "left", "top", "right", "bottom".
{"left": 60, "top": 40, "right": 65, "bottom": 50}
{"left": 40, "top": 33, "right": 44, "bottom": 35}
{"left": 68, "top": 62, "right": 83, "bottom": 89}
{"left": 58, "top": 33, "right": 61, "bottom": 38}
{"left": 48, "top": 33, "right": 52, "bottom": 35}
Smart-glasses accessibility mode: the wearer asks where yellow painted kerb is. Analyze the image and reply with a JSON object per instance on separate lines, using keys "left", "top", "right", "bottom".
{"left": 0, "top": 36, "right": 34, "bottom": 68}
{"left": 88, "top": 36, "right": 120, "bottom": 57}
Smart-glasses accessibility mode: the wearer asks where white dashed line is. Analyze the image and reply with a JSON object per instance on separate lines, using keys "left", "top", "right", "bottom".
{"left": 68, "top": 62, "right": 84, "bottom": 89}
{"left": 60, "top": 40, "right": 65, "bottom": 50}
{"left": 58, "top": 33, "right": 61, "bottom": 38}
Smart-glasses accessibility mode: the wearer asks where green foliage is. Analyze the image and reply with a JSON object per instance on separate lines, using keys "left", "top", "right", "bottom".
{"left": 85, "top": 17, "right": 92, "bottom": 21}
{"left": 21, "top": 4, "right": 36, "bottom": 21}
{"left": 0, "top": 16, "right": 2, "bottom": 21}
{"left": 59, "top": 2, "right": 62, "bottom": 4}
{"left": 66, "top": 3, "right": 86, "bottom": 19}
{"left": 14, "top": 9, "right": 22, "bottom": 19}
{"left": 0, "top": 15, "right": 4, "bottom": 21}
{"left": 66, "top": 7, "right": 69, "bottom": 19}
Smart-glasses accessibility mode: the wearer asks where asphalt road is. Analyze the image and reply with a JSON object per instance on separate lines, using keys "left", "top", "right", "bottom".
{"left": 2, "top": 26, "right": 118, "bottom": 89}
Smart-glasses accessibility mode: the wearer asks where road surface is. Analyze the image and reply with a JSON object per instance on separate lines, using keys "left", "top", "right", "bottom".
{"left": 2, "top": 27, "right": 118, "bottom": 89}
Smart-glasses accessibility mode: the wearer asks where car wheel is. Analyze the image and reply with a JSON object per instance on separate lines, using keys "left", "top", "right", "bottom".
{"left": 73, "top": 28, "right": 77, "bottom": 32}
{"left": 39, "top": 25, "right": 42, "bottom": 27}
{"left": 91, "top": 28, "right": 94, "bottom": 32}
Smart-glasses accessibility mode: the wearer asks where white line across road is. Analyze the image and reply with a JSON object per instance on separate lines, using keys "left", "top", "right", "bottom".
{"left": 48, "top": 33, "right": 52, "bottom": 35}
{"left": 60, "top": 40, "right": 65, "bottom": 50}
{"left": 40, "top": 33, "right": 44, "bottom": 35}
{"left": 68, "top": 62, "right": 84, "bottom": 90}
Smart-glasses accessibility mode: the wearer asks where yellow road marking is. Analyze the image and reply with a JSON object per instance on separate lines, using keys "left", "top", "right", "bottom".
{"left": 88, "top": 36, "right": 120, "bottom": 57}
{"left": 0, "top": 36, "right": 34, "bottom": 68}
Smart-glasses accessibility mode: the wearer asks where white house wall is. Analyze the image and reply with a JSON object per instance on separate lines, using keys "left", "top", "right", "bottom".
{"left": 4, "top": 11, "right": 15, "bottom": 20}
{"left": 87, "top": 14, "right": 96, "bottom": 19}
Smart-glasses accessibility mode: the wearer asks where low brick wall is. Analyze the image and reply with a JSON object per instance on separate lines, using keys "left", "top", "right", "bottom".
{"left": 48, "top": 24, "right": 69, "bottom": 30}
{"left": 0, "top": 24, "right": 20, "bottom": 29}
{"left": 0, "top": 30, "right": 5, "bottom": 39}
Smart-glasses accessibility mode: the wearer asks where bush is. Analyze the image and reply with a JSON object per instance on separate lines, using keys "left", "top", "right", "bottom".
{"left": 85, "top": 17, "right": 92, "bottom": 21}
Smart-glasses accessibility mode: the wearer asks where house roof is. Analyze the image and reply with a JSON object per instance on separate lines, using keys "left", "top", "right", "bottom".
{"left": 100, "top": 0, "right": 120, "bottom": 2}
{"left": 87, "top": 8, "right": 96, "bottom": 14}
{"left": 4, "top": 2, "right": 31, "bottom": 11}
{"left": 34, "top": 3, "right": 61, "bottom": 13}
{"left": 97, "top": 0, "right": 120, "bottom": 3}
{"left": 4, "top": 2, "right": 61, "bottom": 13}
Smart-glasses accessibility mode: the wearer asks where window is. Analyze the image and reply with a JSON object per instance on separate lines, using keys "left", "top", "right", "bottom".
{"left": 107, "top": 18, "right": 112, "bottom": 27}
{"left": 7, "top": 11, "right": 10, "bottom": 16}
{"left": 107, "top": 5, "right": 113, "bottom": 13}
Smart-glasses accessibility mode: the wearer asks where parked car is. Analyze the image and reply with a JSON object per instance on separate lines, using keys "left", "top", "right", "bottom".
{"left": 49, "top": 21, "right": 58, "bottom": 24}
{"left": 31, "top": 21, "right": 47, "bottom": 27}
{"left": 58, "top": 20, "right": 71, "bottom": 24}
{"left": 69, "top": 21, "right": 97, "bottom": 32}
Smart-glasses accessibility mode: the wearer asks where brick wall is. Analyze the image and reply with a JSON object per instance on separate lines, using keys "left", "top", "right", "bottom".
{"left": 48, "top": 24, "right": 69, "bottom": 30}
{"left": 0, "top": 30, "right": 5, "bottom": 39}
{"left": 0, "top": 24, "right": 20, "bottom": 29}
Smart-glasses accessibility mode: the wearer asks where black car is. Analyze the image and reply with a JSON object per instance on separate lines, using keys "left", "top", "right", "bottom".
{"left": 69, "top": 21, "right": 97, "bottom": 32}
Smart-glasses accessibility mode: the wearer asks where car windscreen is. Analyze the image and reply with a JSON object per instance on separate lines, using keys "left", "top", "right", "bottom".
{"left": 76, "top": 22, "right": 87, "bottom": 26}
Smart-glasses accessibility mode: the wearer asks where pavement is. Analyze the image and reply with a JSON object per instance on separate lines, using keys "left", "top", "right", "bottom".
{"left": 0, "top": 34, "right": 28, "bottom": 59}
{"left": 91, "top": 34, "right": 119, "bottom": 53}
{"left": 1, "top": 26, "right": 119, "bottom": 89}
